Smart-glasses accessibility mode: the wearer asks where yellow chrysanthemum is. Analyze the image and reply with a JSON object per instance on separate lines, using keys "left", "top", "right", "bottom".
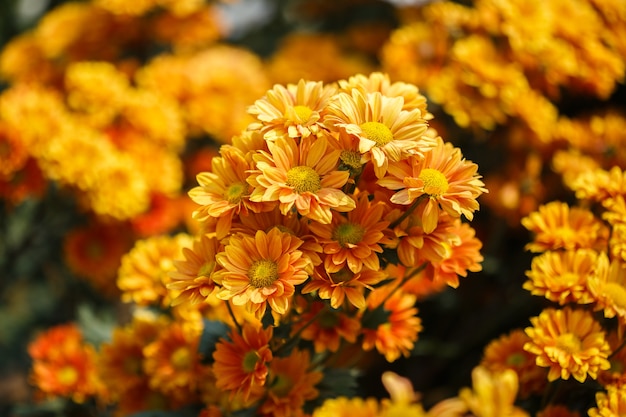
{"left": 521, "top": 201, "right": 609, "bottom": 253}
{"left": 247, "top": 79, "right": 337, "bottom": 140}
{"left": 524, "top": 307, "right": 611, "bottom": 382}
{"left": 312, "top": 396, "right": 380, "bottom": 417}
{"left": 378, "top": 137, "right": 487, "bottom": 233}
{"left": 587, "top": 257, "right": 626, "bottom": 322}
{"left": 588, "top": 384, "right": 626, "bottom": 417}
{"left": 247, "top": 135, "right": 355, "bottom": 224}
{"left": 214, "top": 228, "right": 312, "bottom": 319}
{"left": 324, "top": 89, "right": 432, "bottom": 178}
{"left": 570, "top": 166, "right": 626, "bottom": 202}
{"left": 523, "top": 249, "right": 600, "bottom": 305}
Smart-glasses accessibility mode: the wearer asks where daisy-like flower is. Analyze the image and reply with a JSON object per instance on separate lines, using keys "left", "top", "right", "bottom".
{"left": 292, "top": 299, "right": 361, "bottom": 353}
{"left": 521, "top": 201, "right": 610, "bottom": 253}
{"left": 588, "top": 384, "right": 626, "bottom": 417}
{"left": 361, "top": 287, "right": 422, "bottom": 362}
{"left": 247, "top": 78, "right": 337, "bottom": 140}
{"left": 523, "top": 249, "right": 600, "bottom": 305}
{"left": 587, "top": 257, "right": 626, "bottom": 322}
{"left": 302, "top": 265, "right": 387, "bottom": 310}
{"left": 458, "top": 366, "right": 530, "bottom": 417}
{"left": 480, "top": 329, "right": 547, "bottom": 399}
{"left": 117, "top": 233, "right": 193, "bottom": 308}
{"left": 570, "top": 166, "right": 626, "bottom": 202}
{"left": 28, "top": 324, "right": 104, "bottom": 404}
{"left": 212, "top": 324, "right": 273, "bottom": 402}
{"left": 214, "top": 228, "right": 312, "bottom": 319}
{"left": 247, "top": 135, "right": 355, "bottom": 224}
{"left": 308, "top": 190, "right": 392, "bottom": 274}
{"left": 189, "top": 145, "right": 273, "bottom": 238}
{"left": 524, "top": 307, "right": 611, "bottom": 382}
{"left": 168, "top": 234, "right": 222, "bottom": 306}
{"left": 378, "top": 137, "right": 487, "bottom": 233}
{"left": 259, "top": 349, "right": 323, "bottom": 417}
{"left": 313, "top": 397, "right": 380, "bottom": 417}
{"left": 142, "top": 321, "right": 204, "bottom": 402}
{"left": 325, "top": 89, "right": 432, "bottom": 179}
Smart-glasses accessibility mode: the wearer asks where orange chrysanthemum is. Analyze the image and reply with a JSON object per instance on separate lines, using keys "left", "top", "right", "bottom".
{"left": 168, "top": 234, "right": 222, "bottom": 306}
{"left": 480, "top": 329, "right": 548, "bottom": 399}
{"left": 189, "top": 145, "right": 273, "bottom": 238}
{"left": 524, "top": 249, "right": 600, "bottom": 305}
{"left": 308, "top": 190, "right": 392, "bottom": 274}
{"left": 212, "top": 324, "right": 273, "bottom": 402}
{"left": 524, "top": 307, "right": 611, "bottom": 382}
{"left": 325, "top": 89, "right": 431, "bottom": 179}
{"left": 361, "top": 287, "right": 422, "bottom": 362}
{"left": 130, "top": 192, "right": 184, "bottom": 238}
{"left": 258, "top": 349, "right": 322, "bottom": 417}
{"left": 302, "top": 265, "right": 387, "bottom": 310}
{"left": 247, "top": 135, "right": 355, "bottom": 224}
{"left": 214, "top": 228, "right": 312, "bottom": 319}
{"left": 587, "top": 257, "right": 626, "bottom": 322}
{"left": 378, "top": 137, "right": 487, "bottom": 233}
{"left": 247, "top": 78, "right": 337, "bottom": 140}
{"left": 588, "top": 384, "right": 626, "bottom": 417}
{"left": 0, "top": 157, "right": 47, "bottom": 206}
{"left": 293, "top": 299, "right": 361, "bottom": 353}
{"left": 521, "top": 201, "right": 610, "bottom": 253}
{"left": 28, "top": 324, "right": 104, "bottom": 404}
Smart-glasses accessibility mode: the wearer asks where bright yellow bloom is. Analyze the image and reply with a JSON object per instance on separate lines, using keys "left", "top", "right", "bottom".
{"left": 379, "top": 137, "right": 487, "bottom": 233}
{"left": 325, "top": 89, "right": 431, "bottom": 178}
{"left": 214, "top": 228, "right": 312, "bottom": 319}
{"left": 570, "top": 166, "right": 626, "bottom": 202}
{"left": 524, "top": 307, "right": 611, "bottom": 382}
{"left": 587, "top": 257, "right": 626, "bottom": 322}
{"left": 248, "top": 135, "right": 355, "bottom": 224}
{"left": 313, "top": 396, "right": 380, "bottom": 417}
{"left": 247, "top": 78, "right": 337, "bottom": 140}
{"left": 523, "top": 249, "right": 600, "bottom": 305}
{"left": 588, "top": 384, "right": 626, "bottom": 417}
{"left": 521, "top": 201, "right": 609, "bottom": 253}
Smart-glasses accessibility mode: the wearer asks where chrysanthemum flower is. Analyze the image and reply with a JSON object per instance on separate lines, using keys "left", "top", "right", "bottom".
{"left": 143, "top": 321, "right": 204, "bottom": 402}
{"left": 458, "top": 366, "right": 529, "bottom": 417}
{"left": 308, "top": 190, "right": 392, "bottom": 274}
{"left": 212, "top": 324, "right": 273, "bottom": 402}
{"left": 378, "top": 137, "right": 487, "bottom": 233}
{"left": 587, "top": 257, "right": 626, "bottom": 322}
{"left": 28, "top": 324, "right": 104, "bottom": 404}
{"left": 480, "top": 329, "right": 547, "bottom": 399}
{"left": 190, "top": 145, "right": 274, "bottom": 238}
{"left": 168, "top": 234, "right": 222, "bottom": 306}
{"left": 524, "top": 307, "right": 611, "bottom": 382}
{"left": 312, "top": 396, "right": 380, "bottom": 417}
{"left": 361, "top": 287, "right": 422, "bottom": 362}
{"left": 247, "top": 78, "right": 337, "bottom": 140}
{"left": 338, "top": 72, "right": 432, "bottom": 118}
{"left": 570, "top": 166, "right": 626, "bottom": 202}
{"left": 302, "top": 265, "right": 387, "bottom": 310}
{"left": 0, "top": 122, "right": 28, "bottom": 180}
{"left": 214, "top": 228, "right": 312, "bottom": 319}
{"left": 259, "top": 349, "right": 322, "bottom": 417}
{"left": 117, "top": 233, "right": 193, "bottom": 308}
{"left": 325, "top": 89, "right": 431, "bottom": 179}
{"left": 521, "top": 201, "right": 610, "bottom": 253}
{"left": 292, "top": 299, "right": 361, "bottom": 353}
{"left": 588, "top": 384, "right": 626, "bottom": 417}
{"left": 130, "top": 192, "right": 184, "bottom": 238}
{"left": 524, "top": 249, "right": 600, "bottom": 305}
{"left": 247, "top": 135, "right": 355, "bottom": 224}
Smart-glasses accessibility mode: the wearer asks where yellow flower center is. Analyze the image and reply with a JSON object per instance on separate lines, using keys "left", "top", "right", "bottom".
{"left": 286, "top": 165, "right": 322, "bottom": 194}
{"left": 339, "top": 150, "right": 363, "bottom": 173}
{"left": 224, "top": 182, "right": 247, "bottom": 204}
{"left": 57, "top": 366, "right": 79, "bottom": 385}
{"left": 248, "top": 259, "right": 279, "bottom": 288}
{"left": 360, "top": 121, "right": 393, "bottom": 146}
{"left": 556, "top": 333, "right": 582, "bottom": 354}
{"left": 242, "top": 350, "right": 260, "bottom": 373}
{"left": 604, "top": 282, "right": 626, "bottom": 310}
{"left": 332, "top": 222, "right": 365, "bottom": 247}
{"left": 330, "top": 268, "right": 355, "bottom": 284}
{"left": 419, "top": 168, "right": 449, "bottom": 196}
{"left": 290, "top": 105, "right": 313, "bottom": 123}
{"left": 171, "top": 346, "right": 192, "bottom": 370}
{"left": 506, "top": 353, "right": 526, "bottom": 366}
{"left": 86, "top": 241, "right": 104, "bottom": 260}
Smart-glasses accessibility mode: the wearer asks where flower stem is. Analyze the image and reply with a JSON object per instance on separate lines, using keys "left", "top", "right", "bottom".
{"left": 226, "top": 300, "right": 243, "bottom": 334}
{"left": 389, "top": 195, "right": 427, "bottom": 229}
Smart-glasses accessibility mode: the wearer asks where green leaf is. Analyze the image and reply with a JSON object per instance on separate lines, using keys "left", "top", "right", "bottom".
{"left": 198, "top": 319, "right": 230, "bottom": 363}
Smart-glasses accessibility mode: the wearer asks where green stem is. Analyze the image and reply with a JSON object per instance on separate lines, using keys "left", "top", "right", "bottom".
{"left": 225, "top": 300, "right": 243, "bottom": 334}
